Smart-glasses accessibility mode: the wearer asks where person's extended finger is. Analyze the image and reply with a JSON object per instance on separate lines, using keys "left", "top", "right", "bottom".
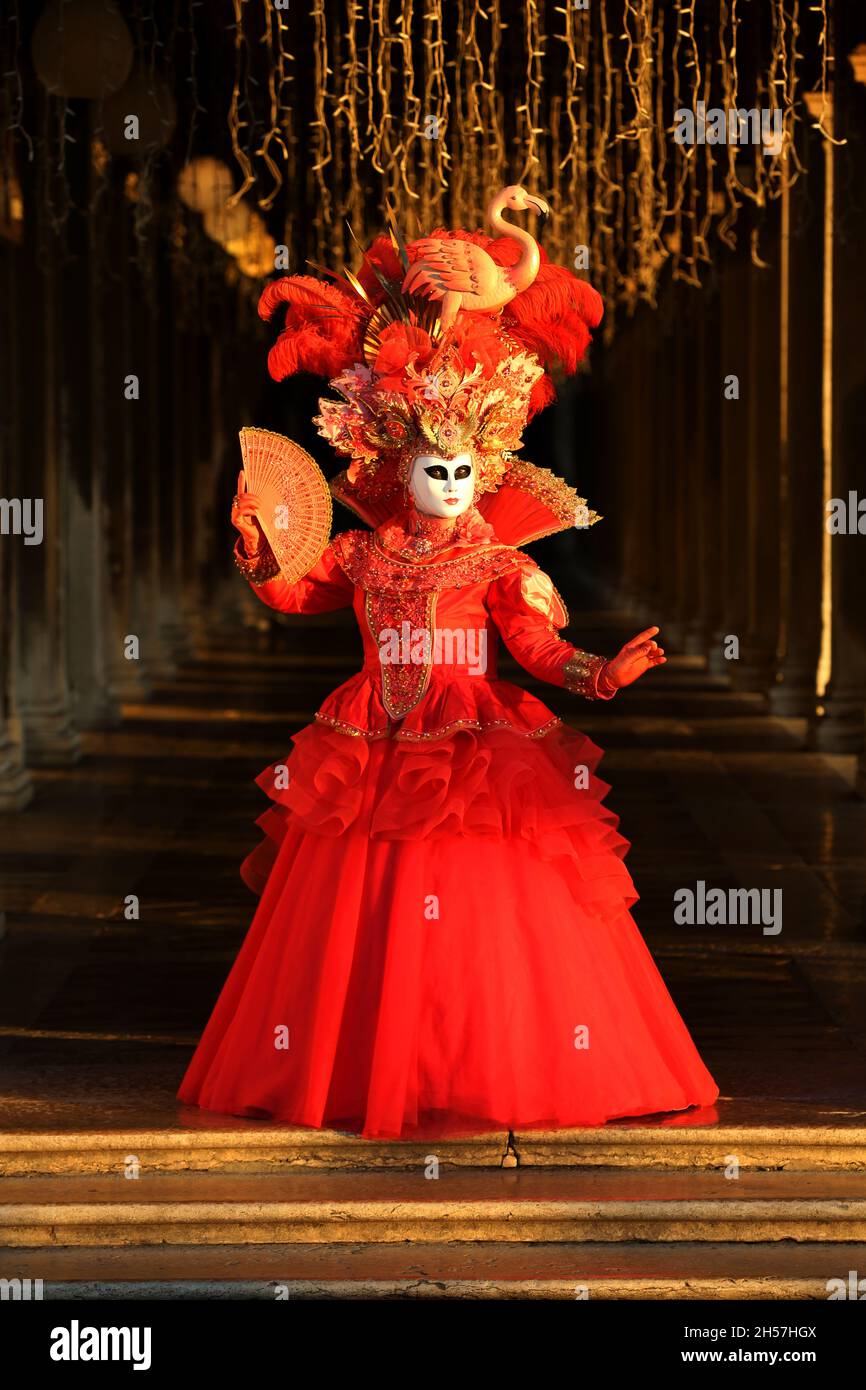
{"left": 626, "top": 626, "right": 660, "bottom": 650}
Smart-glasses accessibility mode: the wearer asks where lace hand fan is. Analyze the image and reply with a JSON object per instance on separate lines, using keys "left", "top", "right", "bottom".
{"left": 238, "top": 428, "right": 333, "bottom": 584}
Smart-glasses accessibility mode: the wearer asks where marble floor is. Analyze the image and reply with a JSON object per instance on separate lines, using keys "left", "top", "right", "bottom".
{"left": 1, "top": 605, "right": 865, "bottom": 1137}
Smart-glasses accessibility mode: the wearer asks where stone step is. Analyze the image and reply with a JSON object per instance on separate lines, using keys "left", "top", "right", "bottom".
{"left": 2, "top": 1169, "right": 865, "bottom": 1247}
{"left": 0, "top": 1127, "right": 509, "bottom": 1176}
{"left": 1, "top": 1240, "right": 859, "bottom": 1300}
{"left": 2, "top": 1119, "right": 865, "bottom": 1176}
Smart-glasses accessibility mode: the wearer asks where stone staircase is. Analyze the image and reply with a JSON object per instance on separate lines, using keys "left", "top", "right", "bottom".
{"left": 2, "top": 1123, "right": 865, "bottom": 1299}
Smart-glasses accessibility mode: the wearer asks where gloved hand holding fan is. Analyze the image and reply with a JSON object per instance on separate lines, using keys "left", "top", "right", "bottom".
{"left": 232, "top": 427, "right": 333, "bottom": 583}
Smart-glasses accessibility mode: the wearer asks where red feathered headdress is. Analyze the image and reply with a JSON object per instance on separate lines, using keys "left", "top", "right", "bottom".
{"left": 257, "top": 218, "right": 603, "bottom": 415}
{"left": 257, "top": 190, "right": 604, "bottom": 534}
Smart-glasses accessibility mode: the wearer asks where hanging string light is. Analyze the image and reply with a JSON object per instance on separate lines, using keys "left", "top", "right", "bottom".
{"left": 309, "top": 0, "right": 333, "bottom": 263}
{"left": 255, "top": 0, "right": 289, "bottom": 214}
{"left": 619, "top": 0, "right": 666, "bottom": 304}
{"left": 4, "top": 0, "right": 816, "bottom": 326}
{"left": 227, "top": 0, "right": 256, "bottom": 204}
{"left": 333, "top": 0, "right": 363, "bottom": 267}
{"left": 811, "top": 0, "right": 846, "bottom": 146}
{"left": 418, "top": 0, "right": 449, "bottom": 234}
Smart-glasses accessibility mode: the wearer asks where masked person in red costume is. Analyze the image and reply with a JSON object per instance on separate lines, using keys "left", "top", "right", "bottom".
{"left": 178, "top": 187, "right": 718, "bottom": 1138}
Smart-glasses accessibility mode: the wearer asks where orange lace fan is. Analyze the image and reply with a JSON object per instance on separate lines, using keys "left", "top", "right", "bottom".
{"left": 238, "top": 428, "right": 333, "bottom": 583}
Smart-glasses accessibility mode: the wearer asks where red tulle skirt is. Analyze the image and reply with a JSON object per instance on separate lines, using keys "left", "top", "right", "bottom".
{"left": 178, "top": 721, "right": 719, "bottom": 1137}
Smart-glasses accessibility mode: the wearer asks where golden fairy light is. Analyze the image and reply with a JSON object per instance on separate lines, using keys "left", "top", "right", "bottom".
{"left": 0, "top": 135, "right": 24, "bottom": 245}
{"left": 812, "top": 0, "right": 846, "bottom": 146}
{"left": 3, "top": 0, "right": 817, "bottom": 308}
{"left": 310, "top": 0, "right": 332, "bottom": 263}
{"left": 227, "top": 0, "right": 255, "bottom": 206}
{"left": 256, "top": 0, "right": 290, "bottom": 213}
{"left": 333, "top": 0, "right": 363, "bottom": 265}
{"left": 218, "top": 0, "right": 809, "bottom": 317}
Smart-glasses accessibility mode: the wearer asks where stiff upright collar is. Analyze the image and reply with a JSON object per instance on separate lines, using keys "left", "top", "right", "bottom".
{"left": 376, "top": 505, "right": 497, "bottom": 561}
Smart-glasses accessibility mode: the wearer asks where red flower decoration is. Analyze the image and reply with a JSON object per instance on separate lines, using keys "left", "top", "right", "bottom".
{"left": 444, "top": 316, "right": 509, "bottom": 376}
{"left": 374, "top": 323, "right": 434, "bottom": 382}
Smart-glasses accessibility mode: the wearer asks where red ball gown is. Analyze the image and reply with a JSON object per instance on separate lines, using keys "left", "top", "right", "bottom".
{"left": 178, "top": 475, "right": 719, "bottom": 1139}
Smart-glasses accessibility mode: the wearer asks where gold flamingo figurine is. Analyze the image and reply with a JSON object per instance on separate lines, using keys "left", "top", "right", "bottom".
{"left": 401, "top": 185, "right": 550, "bottom": 330}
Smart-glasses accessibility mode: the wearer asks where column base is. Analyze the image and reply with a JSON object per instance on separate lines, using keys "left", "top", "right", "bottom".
{"left": 0, "top": 744, "right": 33, "bottom": 810}
{"left": 707, "top": 633, "right": 735, "bottom": 678}
{"left": 159, "top": 621, "right": 194, "bottom": 666}
{"left": 19, "top": 700, "right": 82, "bottom": 766}
{"left": 146, "top": 648, "right": 179, "bottom": 681}
{"left": 70, "top": 688, "right": 123, "bottom": 731}
{"left": 106, "top": 657, "right": 153, "bottom": 703}
{"left": 813, "top": 706, "right": 865, "bottom": 754}
{"left": 680, "top": 620, "right": 710, "bottom": 657}
{"left": 730, "top": 653, "right": 778, "bottom": 695}
{"left": 768, "top": 679, "right": 818, "bottom": 718}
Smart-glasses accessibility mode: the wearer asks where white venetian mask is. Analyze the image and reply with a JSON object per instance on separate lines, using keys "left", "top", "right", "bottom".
{"left": 409, "top": 452, "right": 475, "bottom": 518}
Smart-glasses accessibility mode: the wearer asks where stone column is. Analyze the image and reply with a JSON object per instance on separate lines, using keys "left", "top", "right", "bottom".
{"left": 129, "top": 244, "right": 175, "bottom": 681}
{"left": 684, "top": 282, "right": 723, "bottom": 655}
{"left": 769, "top": 140, "right": 824, "bottom": 717}
{"left": 102, "top": 172, "right": 152, "bottom": 701}
{"left": 158, "top": 311, "right": 196, "bottom": 663}
{"left": 61, "top": 110, "right": 120, "bottom": 729}
{"left": 0, "top": 237, "right": 34, "bottom": 809}
{"left": 612, "top": 308, "right": 659, "bottom": 623}
{"left": 13, "top": 127, "right": 81, "bottom": 765}
{"left": 661, "top": 282, "right": 691, "bottom": 647}
{"left": 708, "top": 245, "right": 751, "bottom": 677}
{"left": 734, "top": 210, "right": 783, "bottom": 694}
{"left": 188, "top": 331, "right": 216, "bottom": 647}
{"left": 816, "top": 18, "right": 866, "bottom": 756}
{"left": 204, "top": 326, "right": 241, "bottom": 628}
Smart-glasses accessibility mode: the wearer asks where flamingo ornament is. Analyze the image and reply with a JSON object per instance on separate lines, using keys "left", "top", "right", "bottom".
{"left": 401, "top": 184, "right": 551, "bottom": 330}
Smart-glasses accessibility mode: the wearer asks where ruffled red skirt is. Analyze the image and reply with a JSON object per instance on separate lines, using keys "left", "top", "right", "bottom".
{"left": 178, "top": 720, "right": 719, "bottom": 1138}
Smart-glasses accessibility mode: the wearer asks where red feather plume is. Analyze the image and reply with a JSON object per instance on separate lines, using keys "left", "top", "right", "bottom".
{"left": 503, "top": 262, "right": 603, "bottom": 380}
{"left": 355, "top": 234, "right": 404, "bottom": 300}
{"left": 258, "top": 275, "right": 366, "bottom": 381}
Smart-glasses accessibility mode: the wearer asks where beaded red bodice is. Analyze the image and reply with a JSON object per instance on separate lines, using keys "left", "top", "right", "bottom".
{"left": 233, "top": 506, "right": 612, "bottom": 737}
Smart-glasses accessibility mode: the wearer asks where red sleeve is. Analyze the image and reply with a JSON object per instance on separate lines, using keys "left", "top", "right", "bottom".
{"left": 233, "top": 538, "right": 354, "bottom": 614}
{"left": 485, "top": 562, "right": 615, "bottom": 700}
